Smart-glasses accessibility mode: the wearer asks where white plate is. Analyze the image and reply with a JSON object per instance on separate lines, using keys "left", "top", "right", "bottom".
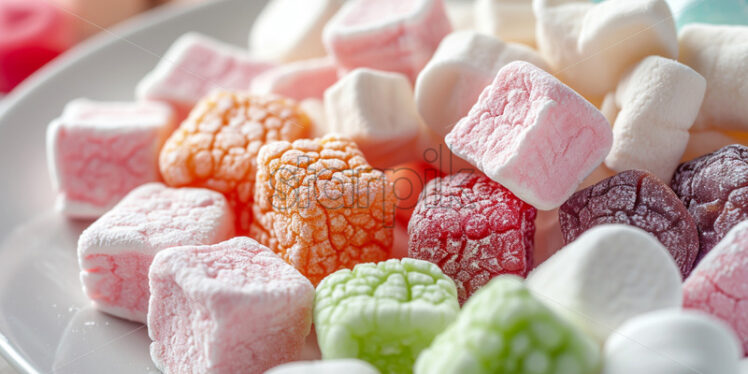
{"left": 0, "top": 1, "right": 330, "bottom": 372}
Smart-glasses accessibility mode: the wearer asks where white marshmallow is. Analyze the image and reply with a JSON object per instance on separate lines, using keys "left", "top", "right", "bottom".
{"left": 679, "top": 24, "right": 748, "bottom": 131}
{"left": 604, "top": 56, "right": 706, "bottom": 181}
{"left": 299, "top": 98, "right": 328, "bottom": 137}
{"left": 249, "top": 0, "right": 344, "bottom": 62}
{"left": 475, "top": 0, "right": 536, "bottom": 46}
{"left": 265, "top": 359, "right": 380, "bottom": 374}
{"left": 602, "top": 310, "right": 742, "bottom": 374}
{"left": 527, "top": 224, "right": 683, "bottom": 342}
{"left": 534, "top": 0, "right": 678, "bottom": 101}
{"left": 324, "top": 68, "right": 424, "bottom": 168}
{"left": 445, "top": 0, "right": 475, "bottom": 30}
{"left": 415, "top": 31, "right": 549, "bottom": 138}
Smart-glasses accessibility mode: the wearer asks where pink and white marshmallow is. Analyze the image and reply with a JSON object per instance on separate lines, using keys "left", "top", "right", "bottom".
{"left": 324, "top": 68, "right": 425, "bottom": 168}
{"left": 46, "top": 99, "right": 175, "bottom": 218}
{"left": 679, "top": 24, "right": 748, "bottom": 131}
{"left": 322, "top": 0, "right": 452, "bottom": 82}
{"left": 445, "top": 61, "right": 613, "bottom": 210}
{"left": 415, "top": 31, "right": 549, "bottom": 138}
{"left": 249, "top": 0, "right": 344, "bottom": 63}
{"left": 684, "top": 220, "right": 748, "bottom": 354}
{"left": 148, "top": 237, "right": 314, "bottom": 374}
{"left": 475, "top": 0, "right": 536, "bottom": 46}
{"left": 77, "top": 183, "right": 234, "bottom": 323}
{"left": 250, "top": 57, "right": 338, "bottom": 101}
{"left": 534, "top": 0, "right": 678, "bottom": 101}
{"left": 136, "top": 33, "right": 274, "bottom": 119}
{"left": 602, "top": 55, "right": 706, "bottom": 182}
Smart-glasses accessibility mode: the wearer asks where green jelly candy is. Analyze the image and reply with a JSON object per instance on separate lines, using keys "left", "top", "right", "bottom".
{"left": 414, "top": 276, "right": 600, "bottom": 374}
{"left": 314, "top": 258, "right": 460, "bottom": 374}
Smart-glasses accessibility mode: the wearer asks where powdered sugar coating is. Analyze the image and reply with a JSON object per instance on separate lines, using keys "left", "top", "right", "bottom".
{"left": 148, "top": 237, "right": 314, "bottom": 374}
{"left": 684, "top": 220, "right": 748, "bottom": 354}
{"left": 78, "top": 183, "right": 235, "bottom": 322}
{"left": 445, "top": 61, "right": 612, "bottom": 210}
{"left": 672, "top": 144, "right": 748, "bottom": 261}
{"left": 560, "top": 169, "right": 699, "bottom": 277}
{"left": 408, "top": 172, "right": 536, "bottom": 303}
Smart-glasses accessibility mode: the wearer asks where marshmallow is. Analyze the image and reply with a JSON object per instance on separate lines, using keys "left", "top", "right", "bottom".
{"left": 475, "top": 0, "right": 536, "bottom": 46}
{"left": 527, "top": 224, "right": 683, "bottom": 342}
{"left": 250, "top": 57, "right": 338, "bottom": 101}
{"left": 445, "top": 0, "right": 474, "bottom": 30}
{"left": 604, "top": 56, "right": 706, "bottom": 182}
{"left": 683, "top": 220, "right": 748, "bottom": 354}
{"left": 324, "top": 68, "right": 424, "bottom": 168}
{"left": 148, "top": 237, "right": 314, "bottom": 374}
{"left": 667, "top": 0, "right": 748, "bottom": 30}
{"left": 249, "top": 0, "right": 344, "bottom": 62}
{"left": 415, "top": 31, "right": 549, "bottom": 138}
{"left": 322, "top": 0, "right": 452, "bottom": 82}
{"left": 46, "top": 99, "right": 175, "bottom": 218}
{"left": 77, "top": 183, "right": 234, "bottom": 323}
{"left": 265, "top": 360, "right": 380, "bottom": 374}
{"left": 0, "top": 0, "right": 75, "bottom": 92}
{"left": 299, "top": 98, "right": 329, "bottom": 137}
{"left": 602, "top": 310, "right": 742, "bottom": 374}
{"left": 679, "top": 24, "right": 748, "bottom": 131}
{"left": 534, "top": 0, "right": 678, "bottom": 101}
{"left": 52, "top": 0, "right": 148, "bottom": 39}
{"left": 445, "top": 61, "right": 612, "bottom": 210}
{"left": 136, "top": 33, "right": 274, "bottom": 119}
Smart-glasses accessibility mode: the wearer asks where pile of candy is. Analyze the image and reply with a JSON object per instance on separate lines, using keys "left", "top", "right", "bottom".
{"left": 43, "top": 0, "right": 748, "bottom": 373}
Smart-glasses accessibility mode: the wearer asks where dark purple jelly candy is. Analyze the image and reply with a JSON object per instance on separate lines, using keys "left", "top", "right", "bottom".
{"left": 560, "top": 169, "right": 699, "bottom": 277}
{"left": 671, "top": 144, "right": 748, "bottom": 261}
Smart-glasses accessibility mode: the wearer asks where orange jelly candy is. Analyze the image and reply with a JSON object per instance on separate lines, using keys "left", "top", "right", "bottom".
{"left": 159, "top": 91, "right": 311, "bottom": 231}
{"left": 252, "top": 135, "right": 396, "bottom": 284}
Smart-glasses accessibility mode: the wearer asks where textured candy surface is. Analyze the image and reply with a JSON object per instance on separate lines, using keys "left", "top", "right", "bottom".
{"left": 445, "top": 61, "right": 612, "bottom": 210}
{"left": 560, "top": 169, "right": 699, "bottom": 277}
{"left": 315, "top": 258, "right": 459, "bottom": 374}
{"left": 0, "top": 0, "right": 74, "bottom": 92}
{"left": 159, "top": 91, "right": 311, "bottom": 232}
{"left": 323, "top": 0, "right": 452, "bottom": 82}
{"left": 671, "top": 145, "right": 748, "bottom": 260}
{"left": 148, "top": 237, "right": 314, "bottom": 374}
{"left": 602, "top": 310, "right": 742, "bottom": 374}
{"left": 251, "top": 135, "right": 395, "bottom": 284}
{"left": 684, "top": 220, "right": 748, "bottom": 354}
{"left": 266, "top": 359, "right": 380, "bottom": 374}
{"left": 47, "top": 99, "right": 176, "bottom": 218}
{"left": 528, "top": 225, "right": 683, "bottom": 342}
{"left": 78, "top": 183, "right": 235, "bottom": 323}
{"left": 136, "top": 33, "right": 274, "bottom": 119}
{"left": 250, "top": 57, "right": 338, "bottom": 101}
{"left": 408, "top": 172, "right": 536, "bottom": 304}
{"left": 415, "top": 276, "right": 601, "bottom": 374}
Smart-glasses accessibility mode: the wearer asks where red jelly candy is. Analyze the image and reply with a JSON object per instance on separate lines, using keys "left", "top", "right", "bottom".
{"left": 671, "top": 144, "right": 748, "bottom": 261}
{"left": 408, "top": 172, "right": 536, "bottom": 303}
{"left": 560, "top": 169, "right": 699, "bottom": 277}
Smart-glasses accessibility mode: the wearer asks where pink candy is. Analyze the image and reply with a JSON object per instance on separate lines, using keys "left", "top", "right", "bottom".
{"left": 445, "top": 61, "right": 613, "bottom": 210}
{"left": 684, "top": 220, "right": 748, "bottom": 354}
{"left": 46, "top": 99, "right": 176, "bottom": 218}
{"left": 250, "top": 56, "right": 338, "bottom": 101}
{"left": 77, "top": 183, "right": 235, "bottom": 323}
{"left": 0, "top": 0, "right": 74, "bottom": 92}
{"left": 323, "top": 0, "right": 452, "bottom": 82}
{"left": 136, "top": 33, "right": 274, "bottom": 119}
{"left": 148, "top": 237, "right": 314, "bottom": 374}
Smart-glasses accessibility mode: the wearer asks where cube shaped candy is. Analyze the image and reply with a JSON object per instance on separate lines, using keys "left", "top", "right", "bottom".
{"left": 445, "top": 61, "right": 613, "bottom": 210}
{"left": 324, "top": 68, "right": 424, "bottom": 168}
{"left": 136, "top": 33, "right": 274, "bottom": 119}
{"left": 314, "top": 258, "right": 459, "bottom": 373}
{"left": 323, "top": 0, "right": 452, "bottom": 82}
{"left": 250, "top": 57, "right": 338, "bottom": 101}
{"left": 148, "top": 237, "right": 314, "bottom": 374}
{"left": 474, "top": 0, "right": 536, "bottom": 46}
{"left": 0, "top": 0, "right": 75, "bottom": 92}
{"left": 251, "top": 135, "right": 395, "bottom": 284}
{"left": 249, "top": 0, "right": 344, "bottom": 62}
{"left": 78, "top": 183, "right": 235, "bottom": 323}
{"left": 47, "top": 99, "right": 176, "bottom": 218}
